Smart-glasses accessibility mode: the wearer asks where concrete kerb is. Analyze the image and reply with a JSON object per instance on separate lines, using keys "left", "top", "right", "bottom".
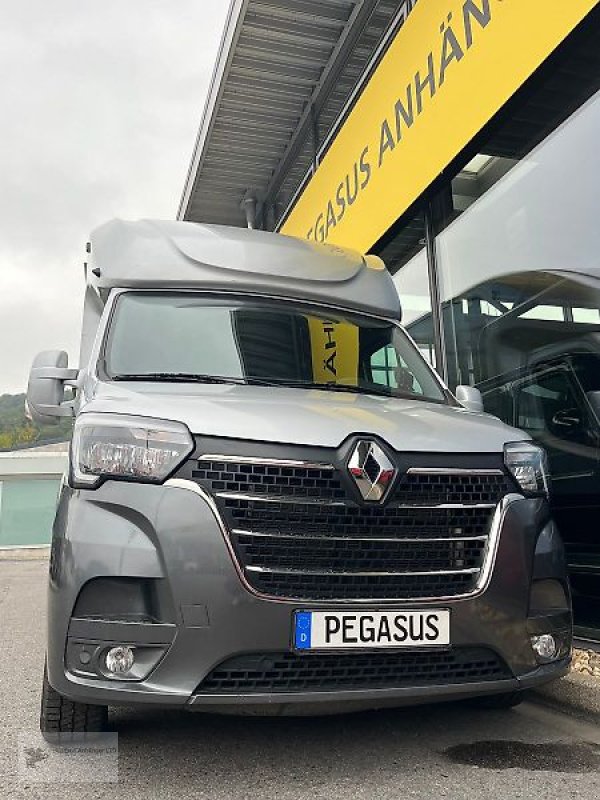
{"left": 530, "top": 671, "right": 600, "bottom": 724}
{"left": 0, "top": 545, "right": 51, "bottom": 560}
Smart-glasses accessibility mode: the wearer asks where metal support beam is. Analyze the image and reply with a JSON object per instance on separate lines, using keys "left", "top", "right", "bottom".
{"left": 261, "top": 0, "right": 379, "bottom": 216}
{"left": 275, "top": 0, "right": 419, "bottom": 232}
{"left": 310, "top": 104, "right": 320, "bottom": 172}
{"left": 424, "top": 204, "right": 447, "bottom": 384}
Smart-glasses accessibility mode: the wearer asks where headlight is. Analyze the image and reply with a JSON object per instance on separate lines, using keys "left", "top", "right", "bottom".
{"left": 71, "top": 413, "right": 193, "bottom": 488}
{"left": 504, "top": 441, "right": 549, "bottom": 497}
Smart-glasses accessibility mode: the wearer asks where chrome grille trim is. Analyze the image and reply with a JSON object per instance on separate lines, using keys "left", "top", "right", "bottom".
{"left": 171, "top": 453, "right": 518, "bottom": 600}
{"left": 231, "top": 529, "right": 490, "bottom": 543}
{"left": 197, "top": 454, "right": 335, "bottom": 470}
{"left": 218, "top": 492, "right": 497, "bottom": 509}
{"left": 165, "top": 476, "right": 524, "bottom": 604}
{"left": 245, "top": 565, "right": 481, "bottom": 577}
{"left": 406, "top": 468, "right": 505, "bottom": 476}
{"left": 216, "top": 492, "right": 347, "bottom": 505}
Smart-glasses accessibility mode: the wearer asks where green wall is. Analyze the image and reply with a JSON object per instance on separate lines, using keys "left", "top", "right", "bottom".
{"left": 0, "top": 479, "right": 61, "bottom": 547}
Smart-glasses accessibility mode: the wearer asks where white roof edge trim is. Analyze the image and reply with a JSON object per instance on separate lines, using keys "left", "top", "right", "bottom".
{"left": 177, "top": 0, "right": 249, "bottom": 221}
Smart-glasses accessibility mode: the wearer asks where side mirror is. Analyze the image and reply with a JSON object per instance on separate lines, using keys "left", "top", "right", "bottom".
{"left": 456, "top": 385, "right": 484, "bottom": 413}
{"left": 551, "top": 408, "right": 582, "bottom": 431}
{"left": 26, "top": 350, "right": 79, "bottom": 425}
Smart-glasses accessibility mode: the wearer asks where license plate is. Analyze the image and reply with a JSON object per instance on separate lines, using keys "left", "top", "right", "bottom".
{"left": 293, "top": 610, "right": 450, "bottom": 650}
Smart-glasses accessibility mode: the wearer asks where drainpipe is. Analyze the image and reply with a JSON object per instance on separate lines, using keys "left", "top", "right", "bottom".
{"left": 242, "top": 192, "right": 257, "bottom": 229}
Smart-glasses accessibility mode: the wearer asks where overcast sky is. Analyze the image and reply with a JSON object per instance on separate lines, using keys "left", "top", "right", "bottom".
{"left": 0, "top": 0, "right": 229, "bottom": 394}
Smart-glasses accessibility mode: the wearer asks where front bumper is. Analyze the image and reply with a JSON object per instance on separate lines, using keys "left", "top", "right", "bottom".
{"left": 46, "top": 480, "right": 572, "bottom": 711}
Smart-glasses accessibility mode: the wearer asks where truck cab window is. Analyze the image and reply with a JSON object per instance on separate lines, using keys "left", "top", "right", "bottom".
{"left": 103, "top": 293, "right": 447, "bottom": 404}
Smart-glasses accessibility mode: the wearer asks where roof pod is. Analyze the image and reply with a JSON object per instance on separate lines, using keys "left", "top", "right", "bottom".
{"left": 88, "top": 219, "right": 401, "bottom": 320}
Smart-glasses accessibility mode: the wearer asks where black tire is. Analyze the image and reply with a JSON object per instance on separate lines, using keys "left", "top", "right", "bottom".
{"left": 40, "top": 662, "right": 108, "bottom": 739}
{"left": 472, "top": 691, "right": 525, "bottom": 710}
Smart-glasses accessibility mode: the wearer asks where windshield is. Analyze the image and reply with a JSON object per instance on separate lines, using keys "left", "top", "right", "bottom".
{"left": 102, "top": 293, "right": 447, "bottom": 403}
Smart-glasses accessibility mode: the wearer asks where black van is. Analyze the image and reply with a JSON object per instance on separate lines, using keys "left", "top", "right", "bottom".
{"left": 440, "top": 270, "right": 600, "bottom": 640}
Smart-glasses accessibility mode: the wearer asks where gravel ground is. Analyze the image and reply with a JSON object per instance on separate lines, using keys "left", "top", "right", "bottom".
{"left": 2, "top": 557, "right": 600, "bottom": 800}
{"left": 571, "top": 649, "right": 600, "bottom": 679}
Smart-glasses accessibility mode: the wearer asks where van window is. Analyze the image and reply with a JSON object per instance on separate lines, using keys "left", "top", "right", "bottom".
{"left": 440, "top": 271, "right": 600, "bottom": 398}
{"left": 515, "top": 370, "right": 584, "bottom": 438}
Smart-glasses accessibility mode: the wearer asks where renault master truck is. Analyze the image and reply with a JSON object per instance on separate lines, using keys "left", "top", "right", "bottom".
{"left": 26, "top": 220, "right": 572, "bottom": 735}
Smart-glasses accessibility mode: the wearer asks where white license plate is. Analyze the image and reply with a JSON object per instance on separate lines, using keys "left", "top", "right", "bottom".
{"left": 293, "top": 610, "right": 450, "bottom": 650}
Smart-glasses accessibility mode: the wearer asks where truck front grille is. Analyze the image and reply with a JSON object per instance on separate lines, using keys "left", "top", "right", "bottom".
{"left": 183, "top": 451, "right": 514, "bottom": 602}
{"left": 225, "top": 500, "right": 494, "bottom": 538}
{"left": 245, "top": 570, "right": 479, "bottom": 601}
{"left": 192, "top": 460, "right": 346, "bottom": 500}
{"left": 394, "top": 471, "right": 513, "bottom": 506}
{"left": 235, "top": 533, "right": 486, "bottom": 572}
{"left": 196, "top": 648, "right": 512, "bottom": 694}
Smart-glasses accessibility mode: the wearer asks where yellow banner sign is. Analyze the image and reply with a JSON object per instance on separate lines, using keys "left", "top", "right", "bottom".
{"left": 281, "top": 0, "right": 597, "bottom": 252}
{"left": 307, "top": 317, "right": 359, "bottom": 385}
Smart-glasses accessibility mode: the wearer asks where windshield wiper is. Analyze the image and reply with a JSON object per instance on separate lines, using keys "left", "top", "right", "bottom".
{"left": 111, "top": 372, "right": 248, "bottom": 385}
{"left": 256, "top": 378, "right": 439, "bottom": 402}
{"left": 110, "top": 372, "right": 311, "bottom": 388}
{"left": 109, "top": 373, "right": 431, "bottom": 401}
{"left": 251, "top": 378, "right": 399, "bottom": 399}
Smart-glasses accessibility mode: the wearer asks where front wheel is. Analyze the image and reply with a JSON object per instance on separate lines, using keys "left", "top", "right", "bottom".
{"left": 40, "top": 662, "right": 108, "bottom": 739}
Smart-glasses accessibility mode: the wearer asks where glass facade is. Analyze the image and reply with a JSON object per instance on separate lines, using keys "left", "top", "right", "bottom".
{"left": 378, "top": 209, "right": 439, "bottom": 368}
{"left": 434, "top": 96, "right": 600, "bottom": 635}
{"left": 373, "top": 14, "right": 600, "bottom": 636}
{"left": 437, "top": 89, "right": 600, "bottom": 390}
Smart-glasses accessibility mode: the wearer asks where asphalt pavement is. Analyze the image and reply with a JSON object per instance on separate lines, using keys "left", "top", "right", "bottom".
{"left": 1, "top": 557, "right": 599, "bottom": 800}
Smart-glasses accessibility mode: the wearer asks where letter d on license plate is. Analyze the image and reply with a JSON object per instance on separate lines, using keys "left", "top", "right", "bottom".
{"left": 294, "top": 610, "right": 450, "bottom": 650}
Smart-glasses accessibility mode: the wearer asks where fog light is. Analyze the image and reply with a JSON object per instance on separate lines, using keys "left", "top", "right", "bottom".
{"left": 105, "top": 645, "right": 135, "bottom": 674}
{"left": 531, "top": 634, "right": 557, "bottom": 661}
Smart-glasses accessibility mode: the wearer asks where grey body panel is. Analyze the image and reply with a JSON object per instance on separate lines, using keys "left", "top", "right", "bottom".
{"left": 88, "top": 219, "right": 401, "bottom": 319}
{"left": 46, "top": 480, "right": 570, "bottom": 710}
{"left": 83, "top": 381, "right": 526, "bottom": 453}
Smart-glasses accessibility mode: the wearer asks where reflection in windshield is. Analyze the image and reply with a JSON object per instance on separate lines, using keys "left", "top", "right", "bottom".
{"left": 103, "top": 293, "right": 447, "bottom": 404}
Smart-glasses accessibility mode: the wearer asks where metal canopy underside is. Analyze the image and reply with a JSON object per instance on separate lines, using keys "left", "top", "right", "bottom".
{"left": 179, "top": 0, "right": 413, "bottom": 229}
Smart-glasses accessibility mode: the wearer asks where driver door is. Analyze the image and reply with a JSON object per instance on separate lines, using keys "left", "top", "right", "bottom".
{"left": 512, "top": 363, "right": 600, "bottom": 536}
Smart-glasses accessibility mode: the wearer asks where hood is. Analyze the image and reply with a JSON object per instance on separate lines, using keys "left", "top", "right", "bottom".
{"left": 82, "top": 381, "right": 527, "bottom": 453}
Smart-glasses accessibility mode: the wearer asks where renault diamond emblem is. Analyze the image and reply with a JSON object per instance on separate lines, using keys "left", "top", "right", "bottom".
{"left": 348, "top": 440, "right": 396, "bottom": 501}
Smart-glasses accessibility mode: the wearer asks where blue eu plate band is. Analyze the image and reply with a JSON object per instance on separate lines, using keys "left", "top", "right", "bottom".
{"left": 295, "top": 611, "right": 312, "bottom": 650}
